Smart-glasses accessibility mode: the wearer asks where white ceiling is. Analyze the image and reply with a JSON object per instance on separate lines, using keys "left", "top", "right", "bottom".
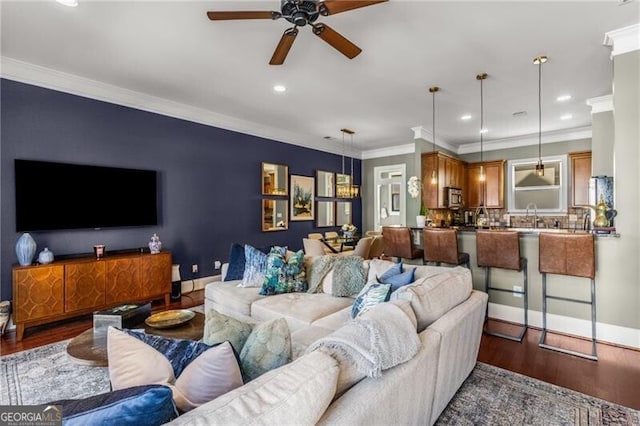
{"left": 1, "top": 1, "right": 638, "bottom": 157}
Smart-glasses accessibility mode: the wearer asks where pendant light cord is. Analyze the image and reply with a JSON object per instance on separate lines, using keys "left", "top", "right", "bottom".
{"left": 480, "top": 78, "right": 484, "bottom": 163}
{"left": 538, "top": 60, "right": 542, "bottom": 163}
{"left": 432, "top": 90, "right": 436, "bottom": 154}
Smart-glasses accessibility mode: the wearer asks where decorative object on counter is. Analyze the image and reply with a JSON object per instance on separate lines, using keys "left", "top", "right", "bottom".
{"left": 16, "top": 232, "right": 36, "bottom": 266}
{"left": 37, "top": 247, "right": 54, "bottom": 264}
{"left": 341, "top": 223, "right": 357, "bottom": 238}
{"left": 533, "top": 55, "right": 548, "bottom": 176}
{"left": 148, "top": 233, "right": 162, "bottom": 254}
{"left": 407, "top": 175, "right": 428, "bottom": 227}
{"left": 93, "top": 244, "right": 106, "bottom": 259}
{"left": 0, "top": 301, "right": 10, "bottom": 336}
{"left": 593, "top": 195, "right": 617, "bottom": 228}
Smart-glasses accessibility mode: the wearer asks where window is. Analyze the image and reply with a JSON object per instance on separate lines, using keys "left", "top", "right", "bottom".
{"left": 507, "top": 155, "right": 567, "bottom": 214}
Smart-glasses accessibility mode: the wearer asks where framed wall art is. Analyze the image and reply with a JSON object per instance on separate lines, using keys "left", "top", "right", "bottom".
{"left": 290, "top": 175, "right": 315, "bottom": 221}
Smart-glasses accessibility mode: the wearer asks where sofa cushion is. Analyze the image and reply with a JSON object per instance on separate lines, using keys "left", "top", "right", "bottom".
{"left": 351, "top": 283, "right": 391, "bottom": 318}
{"left": 167, "top": 351, "right": 339, "bottom": 426}
{"left": 50, "top": 385, "right": 177, "bottom": 426}
{"left": 259, "top": 248, "right": 307, "bottom": 295}
{"left": 107, "top": 328, "right": 243, "bottom": 413}
{"left": 290, "top": 325, "right": 333, "bottom": 359}
{"left": 205, "top": 281, "right": 264, "bottom": 318}
{"left": 311, "top": 306, "right": 352, "bottom": 331}
{"left": 251, "top": 293, "right": 353, "bottom": 333}
{"left": 391, "top": 266, "right": 472, "bottom": 331}
{"left": 239, "top": 317, "right": 292, "bottom": 382}
{"left": 202, "top": 308, "right": 253, "bottom": 353}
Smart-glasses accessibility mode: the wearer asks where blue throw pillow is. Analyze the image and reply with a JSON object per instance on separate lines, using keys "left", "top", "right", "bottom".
{"left": 377, "top": 262, "right": 403, "bottom": 282}
{"left": 50, "top": 384, "right": 177, "bottom": 426}
{"left": 224, "top": 243, "right": 246, "bottom": 281}
{"left": 380, "top": 268, "right": 416, "bottom": 293}
{"left": 351, "top": 283, "right": 391, "bottom": 319}
{"left": 260, "top": 249, "right": 307, "bottom": 295}
{"left": 241, "top": 245, "right": 286, "bottom": 287}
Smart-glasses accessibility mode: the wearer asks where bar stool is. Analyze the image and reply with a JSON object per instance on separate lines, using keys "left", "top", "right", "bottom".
{"left": 422, "top": 228, "right": 470, "bottom": 269}
{"left": 538, "top": 233, "right": 597, "bottom": 361}
{"left": 476, "top": 230, "right": 528, "bottom": 342}
{"left": 382, "top": 226, "right": 423, "bottom": 263}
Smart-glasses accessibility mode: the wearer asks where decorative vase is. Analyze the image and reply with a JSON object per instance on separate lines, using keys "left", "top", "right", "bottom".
{"left": 149, "top": 233, "right": 162, "bottom": 254}
{"left": 416, "top": 215, "right": 426, "bottom": 228}
{"left": 38, "top": 247, "right": 54, "bottom": 264}
{"left": 343, "top": 231, "right": 353, "bottom": 238}
{"left": 16, "top": 233, "right": 36, "bottom": 266}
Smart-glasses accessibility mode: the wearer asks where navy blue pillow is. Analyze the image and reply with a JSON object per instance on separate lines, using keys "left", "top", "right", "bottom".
{"left": 381, "top": 268, "right": 416, "bottom": 293}
{"left": 224, "top": 243, "right": 272, "bottom": 281}
{"left": 50, "top": 384, "right": 177, "bottom": 426}
{"left": 377, "top": 262, "right": 403, "bottom": 283}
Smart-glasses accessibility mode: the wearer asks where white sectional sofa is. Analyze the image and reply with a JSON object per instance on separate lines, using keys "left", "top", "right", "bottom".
{"left": 171, "top": 258, "right": 488, "bottom": 425}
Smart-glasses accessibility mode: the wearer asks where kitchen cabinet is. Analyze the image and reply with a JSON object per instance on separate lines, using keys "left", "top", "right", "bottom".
{"left": 421, "top": 152, "right": 466, "bottom": 209}
{"left": 466, "top": 160, "right": 505, "bottom": 208}
{"left": 12, "top": 251, "right": 171, "bottom": 340}
{"left": 569, "top": 151, "right": 592, "bottom": 207}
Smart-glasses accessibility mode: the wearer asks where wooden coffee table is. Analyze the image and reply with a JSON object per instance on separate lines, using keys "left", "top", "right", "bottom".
{"left": 66, "top": 311, "right": 205, "bottom": 367}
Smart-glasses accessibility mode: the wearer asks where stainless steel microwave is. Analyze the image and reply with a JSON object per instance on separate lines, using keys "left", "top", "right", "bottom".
{"left": 445, "top": 187, "right": 463, "bottom": 208}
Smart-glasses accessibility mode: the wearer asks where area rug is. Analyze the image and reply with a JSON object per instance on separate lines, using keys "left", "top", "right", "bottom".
{"left": 2, "top": 334, "right": 638, "bottom": 425}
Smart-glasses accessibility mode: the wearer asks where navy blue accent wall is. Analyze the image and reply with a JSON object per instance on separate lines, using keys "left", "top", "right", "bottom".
{"left": 1, "top": 79, "right": 361, "bottom": 300}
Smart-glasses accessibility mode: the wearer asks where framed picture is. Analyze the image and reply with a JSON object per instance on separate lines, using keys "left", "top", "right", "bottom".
{"left": 290, "top": 175, "right": 315, "bottom": 221}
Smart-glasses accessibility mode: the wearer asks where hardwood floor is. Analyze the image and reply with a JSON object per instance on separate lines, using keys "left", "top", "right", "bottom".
{"left": 1, "top": 291, "right": 639, "bottom": 411}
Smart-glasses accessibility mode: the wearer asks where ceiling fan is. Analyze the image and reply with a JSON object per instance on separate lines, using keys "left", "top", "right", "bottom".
{"left": 206, "top": 0, "right": 388, "bottom": 65}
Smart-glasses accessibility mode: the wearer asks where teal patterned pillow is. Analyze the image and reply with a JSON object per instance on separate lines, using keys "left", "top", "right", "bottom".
{"left": 239, "top": 318, "right": 291, "bottom": 382}
{"left": 351, "top": 283, "right": 391, "bottom": 319}
{"left": 259, "top": 249, "right": 307, "bottom": 295}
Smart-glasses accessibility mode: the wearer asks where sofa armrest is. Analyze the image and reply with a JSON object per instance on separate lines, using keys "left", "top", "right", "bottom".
{"left": 221, "top": 263, "right": 229, "bottom": 281}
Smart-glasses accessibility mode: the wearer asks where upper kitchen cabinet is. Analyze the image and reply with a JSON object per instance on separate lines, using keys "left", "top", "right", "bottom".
{"left": 569, "top": 151, "right": 592, "bottom": 207}
{"left": 466, "top": 160, "right": 505, "bottom": 208}
{"left": 421, "top": 152, "right": 466, "bottom": 209}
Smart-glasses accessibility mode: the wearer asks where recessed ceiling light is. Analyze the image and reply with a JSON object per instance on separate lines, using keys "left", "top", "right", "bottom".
{"left": 56, "top": 0, "right": 78, "bottom": 6}
{"left": 273, "top": 85, "right": 286, "bottom": 93}
{"left": 479, "top": 128, "right": 488, "bottom": 134}
{"left": 460, "top": 114, "right": 472, "bottom": 120}
{"left": 560, "top": 114, "right": 573, "bottom": 120}
{"left": 556, "top": 94, "right": 572, "bottom": 102}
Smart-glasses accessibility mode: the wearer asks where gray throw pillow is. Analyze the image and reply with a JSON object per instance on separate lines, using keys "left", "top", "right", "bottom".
{"left": 240, "top": 318, "right": 292, "bottom": 382}
{"left": 203, "top": 309, "right": 253, "bottom": 354}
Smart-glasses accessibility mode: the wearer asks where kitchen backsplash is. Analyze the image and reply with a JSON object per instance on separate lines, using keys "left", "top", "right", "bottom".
{"left": 427, "top": 207, "right": 593, "bottom": 229}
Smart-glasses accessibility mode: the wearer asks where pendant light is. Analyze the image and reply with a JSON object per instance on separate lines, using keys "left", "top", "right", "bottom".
{"left": 534, "top": 55, "right": 547, "bottom": 176}
{"left": 337, "top": 128, "right": 359, "bottom": 198}
{"left": 477, "top": 73, "right": 488, "bottom": 182}
{"left": 429, "top": 86, "right": 439, "bottom": 185}
{"left": 348, "top": 129, "right": 360, "bottom": 198}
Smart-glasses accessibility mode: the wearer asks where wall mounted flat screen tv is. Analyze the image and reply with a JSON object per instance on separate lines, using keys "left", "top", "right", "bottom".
{"left": 15, "top": 159, "right": 158, "bottom": 231}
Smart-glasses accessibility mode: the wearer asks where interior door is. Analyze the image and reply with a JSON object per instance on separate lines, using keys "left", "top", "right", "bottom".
{"left": 373, "top": 164, "right": 406, "bottom": 230}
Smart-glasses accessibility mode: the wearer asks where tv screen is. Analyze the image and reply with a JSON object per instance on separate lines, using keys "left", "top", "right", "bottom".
{"left": 15, "top": 159, "right": 158, "bottom": 231}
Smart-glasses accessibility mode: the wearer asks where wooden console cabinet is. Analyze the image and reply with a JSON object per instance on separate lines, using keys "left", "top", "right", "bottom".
{"left": 12, "top": 251, "right": 171, "bottom": 341}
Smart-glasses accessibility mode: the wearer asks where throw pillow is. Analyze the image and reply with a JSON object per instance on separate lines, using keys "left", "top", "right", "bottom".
{"left": 202, "top": 308, "right": 253, "bottom": 353}
{"left": 241, "top": 245, "right": 286, "bottom": 287}
{"left": 167, "top": 351, "right": 338, "bottom": 426}
{"left": 331, "top": 256, "right": 367, "bottom": 297}
{"left": 224, "top": 243, "right": 246, "bottom": 281}
{"left": 240, "top": 317, "right": 292, "bottom": 382}
{"left": 351, "top": 283, "right": 391, "bottom": 318}
{"left": 50, "top": 385, "right": 178, "bottom": 426}
{"left": 260, "top": 249, "right": 307, "bottom": 295}
{"left": 202, "top": 310, "right": 293, "bottom": 382}
{"left": 377, "top": 261, "right": 403, "bottom": 282}
{"left": 107, "top": 328, "right": 243, "bottom": 413}
{"left": 380, "top": 268, "right": 416, "bottom": 293}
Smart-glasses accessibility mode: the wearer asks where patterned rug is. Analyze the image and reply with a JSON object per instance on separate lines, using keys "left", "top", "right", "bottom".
{"left": 1, "top": 323, "right": 638, "bottom": 425}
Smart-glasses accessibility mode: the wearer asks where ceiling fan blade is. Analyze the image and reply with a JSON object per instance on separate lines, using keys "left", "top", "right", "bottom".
{"left": 206, "top": 11, "right": 281, "bottom": 21}
{"left": 318, "top": 0, "right": 387, "bottom": 16}
{"left": 270, "top": 28, "right": 299, "bottom": 65}
{"left": 312, "top": 23, "right": 361, "bottom": 59}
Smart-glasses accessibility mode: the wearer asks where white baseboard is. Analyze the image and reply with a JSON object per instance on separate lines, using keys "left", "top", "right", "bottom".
{"left": 489, "top": 303, "right": 640, "bottom": 349}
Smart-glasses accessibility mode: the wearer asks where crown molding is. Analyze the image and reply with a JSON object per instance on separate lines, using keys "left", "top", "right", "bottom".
{"left": 0, "top": 56, "right": 347, "bottom": 157}
{"left": 410, "top": 125, "right": 458, "bottom": 153}
{"left": 586, "top": 94, "right": 614, "bottom": 114}
{"left": 456, "top": 126, "right": 592, "bottom": 155}
{"left": 603, "top": 23, "right": 640, "bottom": 57}
{"left": 361, "top": 143, "right": 415, "bottom": 160}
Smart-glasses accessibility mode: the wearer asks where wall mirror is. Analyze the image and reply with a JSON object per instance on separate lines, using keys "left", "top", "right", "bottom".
{"left": 262, "top": 162, "right": 288, "bottom": 195}
{"left": 316, "top": 170, "right": 335, "bottom": 197}
{"left": 336, "top": 201, "right": 352, "bottom": 226}
{"left": 262, "top": 199, "right": 288, "bottom": 232}
{"left": 507, "top": 155, "right": 567, "bottom": 213}
{"left": 316, "top": 200, "right": 335, "bottom": 227}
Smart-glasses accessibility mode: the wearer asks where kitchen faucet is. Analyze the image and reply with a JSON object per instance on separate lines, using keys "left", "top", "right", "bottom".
{"left": 525, "top": 203, "right": 538, "bottom": 228}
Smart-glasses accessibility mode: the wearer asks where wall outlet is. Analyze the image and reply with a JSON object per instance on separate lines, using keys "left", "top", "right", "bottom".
{"left": 192, "top": 264, "right": 199, "bottom": 274}
{"left": 214, "top": 260, "right": 221, "bottom": 270}
{"left": 513, "top": 285, "right": 523, "bottom": 298}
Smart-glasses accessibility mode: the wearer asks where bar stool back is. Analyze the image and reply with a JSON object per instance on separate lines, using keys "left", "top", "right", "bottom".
{"left": 538, "top": 232, "right": 597, "bottom": 360}
{"left": 423, "top": 228, "right": 470, "bottom": 269}
{"left": 476, "top": 230, "right": 527, "bottom": 342}
{"left": 382, "top": 226, "right": 423, "bottom": 263}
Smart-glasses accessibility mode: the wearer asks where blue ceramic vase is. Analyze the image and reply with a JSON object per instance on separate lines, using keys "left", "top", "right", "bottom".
{"left": 16, "top": 233, "right": 36, "bottom": 266}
